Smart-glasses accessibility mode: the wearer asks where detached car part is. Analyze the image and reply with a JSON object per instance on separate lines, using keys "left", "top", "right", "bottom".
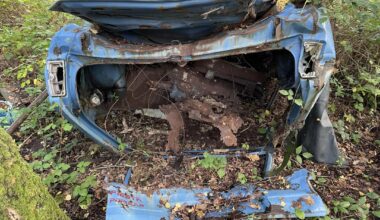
{"left": 0, "top": 101, "right": 15, "bottom": 127}
{"left": 45, "top": 0, "right": 339, "bottom": 218}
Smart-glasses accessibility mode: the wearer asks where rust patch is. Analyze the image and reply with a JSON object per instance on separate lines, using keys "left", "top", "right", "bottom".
{"left": 258, "top": 204, "right": 292, "bottom": 218}
{"left": 179, "top": 99, "right": 243, "bottom": 147}
{"left": 292, "top": 196, "right": 315, "bottom": 209}
{"left": 163, "top": 66, "right": 235, "bottom": 100}
{"left": 53, "top": 46, "right": 61, "bottom": 56}
{"left": 191, "top": 59, "right": 266, "bottom": 83}
{"left": 160, "top": 104, "right": 184, "bottom": 153}
{"left": 81, "top": 33, "right": 92, "bottom": 55}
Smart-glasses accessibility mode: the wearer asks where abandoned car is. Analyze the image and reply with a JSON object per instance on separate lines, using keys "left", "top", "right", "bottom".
{"left": 45, "top": 0, "right": 340, "bottom": 219}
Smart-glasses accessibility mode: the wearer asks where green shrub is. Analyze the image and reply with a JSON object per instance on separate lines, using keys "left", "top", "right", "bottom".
{"left": 0, "top": 0, "right": 76, "bottom": 89}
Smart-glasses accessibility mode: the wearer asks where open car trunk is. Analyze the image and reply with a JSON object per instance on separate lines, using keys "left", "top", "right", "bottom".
{"left": 77, "top": 51, "right": 294, "bottom": 153}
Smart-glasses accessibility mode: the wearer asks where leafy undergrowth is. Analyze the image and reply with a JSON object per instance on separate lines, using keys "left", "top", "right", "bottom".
{"left": 0, "top": 0, "right": 379, "bottom": 219}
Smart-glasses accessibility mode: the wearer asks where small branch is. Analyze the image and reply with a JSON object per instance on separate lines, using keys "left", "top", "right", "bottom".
{"left": 7, "top": 90, "right": 48, "bottom": 134}
{"left": 90, "top": 164, "right": 133, "bottom": 172}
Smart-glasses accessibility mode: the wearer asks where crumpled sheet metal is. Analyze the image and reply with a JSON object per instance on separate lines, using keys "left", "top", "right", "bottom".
{"left": 105, "top": 169, "right": 328, "bottom": 219}
{"left": 50, "top": 0, "right": 274, "bottom": 43}
{"left": 179, "top": 99, "right": 243, "bottom": 147}
{"left": 46, "top": 4, "right": 336, "bottom": 151}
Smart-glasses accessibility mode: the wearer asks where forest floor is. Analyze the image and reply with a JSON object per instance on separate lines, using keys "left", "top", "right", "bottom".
{"left": 1, "top": 78, "right": 378, "bottom": 219}
{"left": 0, "top": 1, "right": 379, "bottom": 219}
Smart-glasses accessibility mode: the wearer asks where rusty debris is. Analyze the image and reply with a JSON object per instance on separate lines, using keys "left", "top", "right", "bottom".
{"left": 179, "top": 99, "right": 243, "bottom": 147}
{"left": 104, "top": 58, "right": 266, "bottom": 152}
{"left": 159, "top": 104, "right": 184, "bottom": 153}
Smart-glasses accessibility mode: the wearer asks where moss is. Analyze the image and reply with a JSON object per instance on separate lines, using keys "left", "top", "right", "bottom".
{"left": 0, "top": 128, "right": 69, "bottom": 220}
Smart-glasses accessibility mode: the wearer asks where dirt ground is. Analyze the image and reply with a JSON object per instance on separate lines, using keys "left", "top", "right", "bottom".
{"left": 8, "top": 82, "right": 377, "bottom": 219}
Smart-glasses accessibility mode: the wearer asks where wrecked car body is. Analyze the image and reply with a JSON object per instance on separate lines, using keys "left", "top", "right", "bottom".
{"left": 46, "top": 0, "right": 339, "bottom": 218}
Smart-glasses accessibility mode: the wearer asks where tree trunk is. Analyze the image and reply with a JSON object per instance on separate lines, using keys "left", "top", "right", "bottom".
{"left": 0, "top": 128, "right": 69, "bottom": 220}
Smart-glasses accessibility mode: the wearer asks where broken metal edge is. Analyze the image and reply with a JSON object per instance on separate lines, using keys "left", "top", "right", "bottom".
{"left": 45, "top": 3, "right": 336, "bottom": 153}
{"left": 105, "top": 169, "right": 328, "bottom": 220}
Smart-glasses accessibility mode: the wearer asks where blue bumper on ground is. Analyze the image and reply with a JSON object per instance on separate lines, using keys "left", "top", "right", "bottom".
{"left": 106, "top": 168, "right": 327, "bottom": 219}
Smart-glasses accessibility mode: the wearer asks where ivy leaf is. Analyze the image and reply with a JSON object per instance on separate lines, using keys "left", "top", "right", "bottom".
{"left": 242, "top": 143, "right": 250, "bottom": 150}
{"left": 73, "top": 186, "right": 80, "bottom": 197}
{"left": 79, "top": 188, "right": 88, "bottom": 197}
{"left": 373, "top": 211, "right": 380, "bottom": 218}
{"left": 302, "top": 152, "right": 313, "bottom": 159}
{"left": 340, "top": 201, "right": 350, "bottom": 208}
{"left": 296, "top": 146, "right": 303, "bottom": 155}
{"left": 43, "top": 153, "right": 54, "bottom": 162}
{"left": 237, "top": 173, "right": 247, "bottom": 184}
{"left": 294, "top": 99, "right": 303, "bottom": 106}
{"left": 217, "top": 169, "right": 225, "bottom": 178}
{"left": 296, "top": 155, "right": 303, "bottom": 164}
{"left": 279, "top": 90, "right": 289, "bottom": 96}
{"left": 42, "top": 163, "right": 50, "bottom": 169}
{"left": 367, "top": 192, "right": 379, "bottom": 200}
{"left": 358, "top": 196, "right": 366, "bottom": 205}
{"left": 63, "top": 123, "right": 73, "bottom": 131}
{"left": 295, "top": 208, "right": 305, "bottom": 219}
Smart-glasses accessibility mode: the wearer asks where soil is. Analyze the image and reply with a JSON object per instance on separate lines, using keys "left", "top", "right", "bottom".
{"left": 1, "top": 61, "right": 376, "bottom": 220}
{"left": 8, "top": 77, "right": 377, "bottom": 219}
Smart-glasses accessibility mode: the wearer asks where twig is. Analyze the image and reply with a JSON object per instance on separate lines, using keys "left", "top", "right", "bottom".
{"left": 17, "top": 133, "right": 34, "bottom": 148}
{"left": 104, "top": 98, "right": 119, "bottom": 132}
{"left": 90, "top": 164, "right": 134, "bottom": 172}
{"left": 7, "top": 89, "right": 48, "bottom": 134}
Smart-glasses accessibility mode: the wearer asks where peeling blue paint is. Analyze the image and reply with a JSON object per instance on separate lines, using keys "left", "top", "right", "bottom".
{"left": 45, "top": 4, "right": 336, "bottom": 152}
{"left": 106, "top": 169, "right": 327, "bottom": 219}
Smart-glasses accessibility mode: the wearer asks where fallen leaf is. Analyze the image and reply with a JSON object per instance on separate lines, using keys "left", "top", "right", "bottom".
{"left": 65, "top": 194, "right": 72, "bottom": 201}
{"left": 246, "top": 154, "right": 260, "bottom": 161}
{"left": 165, "top": 202, "right": 171, "bottom": 209}
{"left": 302, "top": 196, "right": 314, "bottom": 205}
{"left": 7, "top": 208, "right": 20, "bottom": 220}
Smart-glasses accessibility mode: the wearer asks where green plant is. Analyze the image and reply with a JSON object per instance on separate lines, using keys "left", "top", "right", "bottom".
{"left": 31, "top": 149, "right": 58, "bottom": 171}
{"left": 77, "top": 161, "right": 91, "bottom": 173}
{"left": 295, "top": 208, "right": 305, "bottom": 219}
{"left": 251, "top": 167, "right": 262, "bottom": 181}
{"left": 333, "top": 120, "right": 349, "bottom": 141}
{"left": 242, "top": 143, "right": 250, "bottom": 150}
{"left": 310, "top": 171, "right": 328, "bottom": 185}
{"left": 335, "top": 155, "right": 346, "bottom": 167}
{"left": 0, "top": 0, "right": 77, "bottom": 89}
{"left": 279, "top": 89, "right": 303, "bottom": 107}
{"left": 43, "top": 163, "right": 71, "bottom": 186}
{"left": 331, "top": 193, "right": 380, "bottom": 219}
{"left": 334, "top": 196, "right": 368, "bottom": 218}
{"left": 197, "top": 152, "right": 227, "bottom": 178}
{"left": 73, "top": 175, "right": 97, "bottom": 210}
{"left": 295, "top": 145, "right": 313, "bottom": 165}
{"left": 320, "top": 0, "right": 380, "bottom": 111}
{"left": 237, "top": 172, "right": 247, "bottom": 184}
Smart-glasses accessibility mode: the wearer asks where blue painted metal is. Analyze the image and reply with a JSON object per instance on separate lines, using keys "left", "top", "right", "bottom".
{"left": 45, "top": 4, "right": 336, "bottom": 152}
{"left": 106, "top": 169, "right": 327, "bottom": 219}
{"left": 0, "top": 101, "right": 15, "bottom": 127}
{"left": 45, "top": 4, "right": 334, "bottom": 218}
{"left": 50, "top": 0, "right": 274, "bottom": 43}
